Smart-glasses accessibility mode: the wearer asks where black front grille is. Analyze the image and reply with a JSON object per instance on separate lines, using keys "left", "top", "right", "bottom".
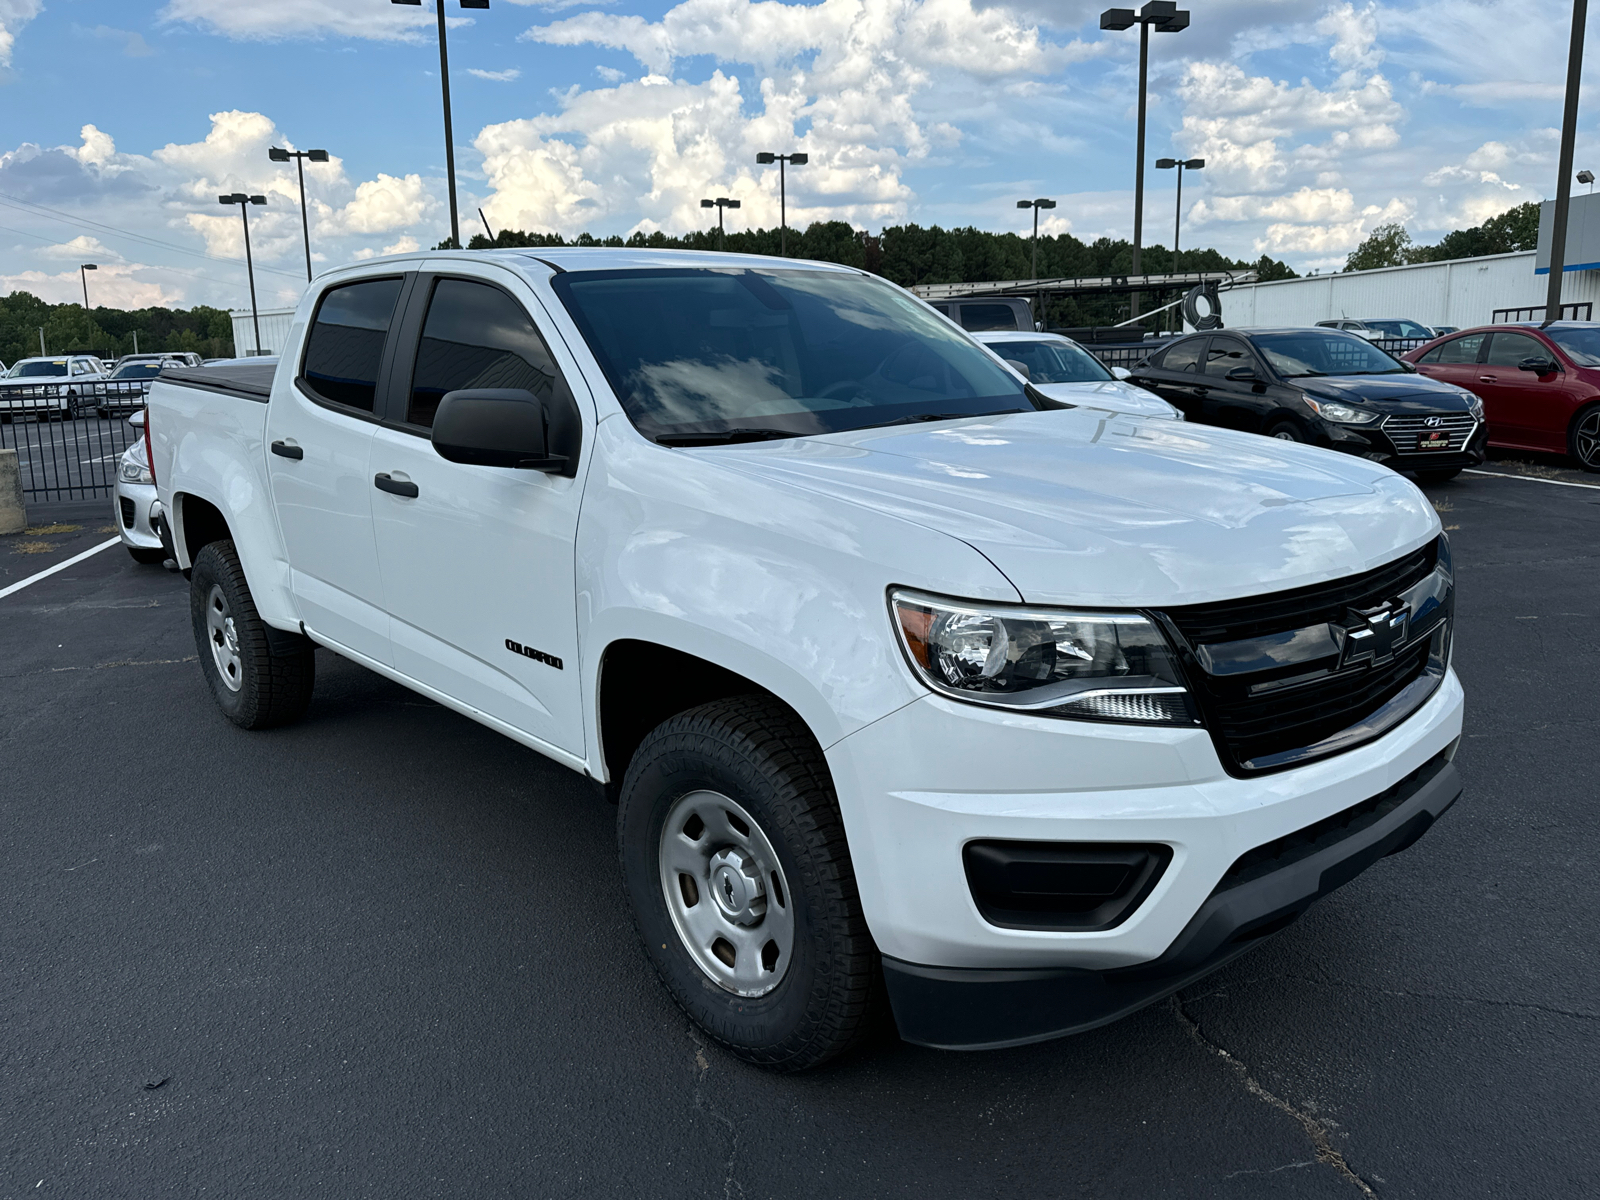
{"left": 119, "top": 497, "right": 135, "bottom": 527}
{"left": 1160, "top": 541, "right": 1447, "bottom": 775}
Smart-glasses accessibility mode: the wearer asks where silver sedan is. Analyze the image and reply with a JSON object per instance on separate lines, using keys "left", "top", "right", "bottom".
{"left": 113, "top": 413, "right": 165, "bottom": 565}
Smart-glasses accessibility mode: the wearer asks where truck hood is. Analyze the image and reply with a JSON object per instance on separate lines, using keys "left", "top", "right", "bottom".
{"left": 707, "top": 409, "right": 1439, "bottom": 607}
{"left": 1029, "top": 379, "right": 1181, "bottom": 420}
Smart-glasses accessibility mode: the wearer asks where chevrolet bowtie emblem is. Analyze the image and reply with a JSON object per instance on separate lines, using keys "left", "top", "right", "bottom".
{"left": 1342, "top": 604, "right": 1410, "bottom": 668}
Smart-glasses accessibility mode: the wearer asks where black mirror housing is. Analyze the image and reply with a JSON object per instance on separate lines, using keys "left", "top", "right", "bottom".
{"left": 1518, "top": 356, "right": 1558, "bottom": 375}
{"left": 432, "top": 388, "right": 567, "bottom": 472}
{"left": 1225, "top": 365, "right": 1256, "bottom": 382}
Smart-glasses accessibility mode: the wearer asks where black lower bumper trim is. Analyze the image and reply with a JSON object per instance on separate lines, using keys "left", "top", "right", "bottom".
{"left": 884, "top": 754, "right": 1462, "bottom": 1050}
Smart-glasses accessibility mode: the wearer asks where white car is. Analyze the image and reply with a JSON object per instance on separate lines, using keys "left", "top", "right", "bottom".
{"left": 113, "top": 411, "right": 165, "bottom": 564}
{"left": 972, "top": 331, "right": 1183, "bottom": 419}
{"left": 1315, "top": 319, "right": 1436, "bottom": 342}
{"left": 148, "top": 249, "right": 1464, "bottom": 1070}
{"left": 0, "top": 355, "right": 110, "bottom": 419}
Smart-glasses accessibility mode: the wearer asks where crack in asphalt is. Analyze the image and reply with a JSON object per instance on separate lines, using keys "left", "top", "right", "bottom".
{"left": 1171, "top": 996, "right": 1378, "bottom": 1198}
{"left": 688, "top": 1027, "right": 746, "bottom": 1199}
{"left": 1284, "top": 976, "right": 1600, "bottom": 1023}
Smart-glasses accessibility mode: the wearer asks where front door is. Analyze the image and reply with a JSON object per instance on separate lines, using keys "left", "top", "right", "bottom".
{"left": 1199, "top": 336, "right": 1267, "bottom": 431}
{"left": 368, "top": 268, "right": 589, "bottom": 757}
{"left": 1475, "top": 331, "right": 1573, "bottom": 452}
{"left": 265, "top": 275, "right": 407, "bottom": 665}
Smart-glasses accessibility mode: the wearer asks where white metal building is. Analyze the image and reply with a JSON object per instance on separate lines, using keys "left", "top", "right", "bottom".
{"left": 1219, "top": 251, "right": 1600, "bottom": 331}
{"left": 229, "top": 308, "right": 297, "bottom": 358}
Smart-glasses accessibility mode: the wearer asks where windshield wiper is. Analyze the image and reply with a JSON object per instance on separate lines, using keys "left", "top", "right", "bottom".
{"left": 653, "top": 427, "right": 802, "bottom": 447}
{"left": 862, "top": 409, "right": 1020, "bottom": 430}
{"left": 1339, "top": 369, "right": 1406, "bottom": 375}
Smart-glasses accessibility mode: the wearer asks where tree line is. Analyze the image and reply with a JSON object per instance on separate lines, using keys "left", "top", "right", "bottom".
{"left": 0, "top": 290, "right": 235, "bottom": 365}
{"left": 1343, "top": 202, "right": 1540, "bottom": 272}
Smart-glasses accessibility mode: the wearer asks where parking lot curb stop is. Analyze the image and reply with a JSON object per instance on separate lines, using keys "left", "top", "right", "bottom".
{"left": 0, "top": 449, "right": 26, "bottom": 535}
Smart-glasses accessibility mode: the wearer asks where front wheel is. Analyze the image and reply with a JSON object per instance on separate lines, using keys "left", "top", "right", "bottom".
{"left": 1569, "top": 404, "right": 1600, "bottom": 473}
{"left": 1267, "top": 420, "right": 1303, "bottom": 442}
{"left": 189, "top": 540, "right": 316, "bottom": 729}
{"left": 617, "top": 695, "right": 880, "bottom": 1072}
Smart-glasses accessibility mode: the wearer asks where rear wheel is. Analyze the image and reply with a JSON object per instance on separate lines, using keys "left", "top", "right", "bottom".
{"left": 189, "top": 540, "right": 316, "bottom": 729}
{"left": 1569, "top": 404, "right": 1600, "bottom": 473}
{"left": 1267, "top": 421, "right": 1303, "bottom": 442}
{"left": 617, "top": 694, "right": 880, "bottom": 1072}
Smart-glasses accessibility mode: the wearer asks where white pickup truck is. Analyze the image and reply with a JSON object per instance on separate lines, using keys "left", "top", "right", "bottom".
{"left": 148, "top": 248, "right": 1464, "bottom": 1071}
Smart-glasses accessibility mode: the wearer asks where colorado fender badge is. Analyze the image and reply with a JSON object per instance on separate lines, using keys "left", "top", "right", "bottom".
{"left": 506, "top": 638, "right": 563, "bottom": 670}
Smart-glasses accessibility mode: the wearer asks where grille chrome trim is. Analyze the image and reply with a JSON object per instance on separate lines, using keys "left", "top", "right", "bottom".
{"left": 1381, "top": 412, "right": 1478, "bottom": 452}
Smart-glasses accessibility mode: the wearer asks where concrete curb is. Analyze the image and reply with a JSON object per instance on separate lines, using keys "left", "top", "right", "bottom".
{"left": 0, "top": 449, "right": 26, "bottom": 535}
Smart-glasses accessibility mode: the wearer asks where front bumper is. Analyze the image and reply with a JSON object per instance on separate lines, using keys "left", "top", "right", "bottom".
{"left": 1323, "top": 416, "right": 1487, "bottom": 472}
{"left": 114, "top": 478, "right": 162, "bottom": 550}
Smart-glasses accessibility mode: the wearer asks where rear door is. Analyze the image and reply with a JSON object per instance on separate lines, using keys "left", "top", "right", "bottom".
{"left": 265, "top": 274, "right": 408, "bottom": 664}
{"left": 1413, "top": 331, "right": 1486, "bottom": 397}
{"left": 1475, "top": 331, "right": 1574, "bottom": 451}
{"left": 1133, "top": 337, "right": 1208, "bottom": 418}
{"left": 367, "top": 266, "right": 589, "bottom": 757}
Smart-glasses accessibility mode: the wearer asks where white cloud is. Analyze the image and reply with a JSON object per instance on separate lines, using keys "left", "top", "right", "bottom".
{"left": 40, "top": 235, "right": 120, "bottom": 261}
{"left": 159, "top": 0, "right": 438, "bottom": 42}
{"left": 468, "top": 67, "right": 522, "bottom": 82}
{"left": 0, "top": 264, "right": 178, "bottom": 309}
{"left": 1316, "top": 2, "right": 1382, "bottom": 70}
{"left": 0, "top": 0, "right": 43, "bottom": 65}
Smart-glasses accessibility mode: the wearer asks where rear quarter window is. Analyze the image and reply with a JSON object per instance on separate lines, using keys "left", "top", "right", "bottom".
{"left": 301, "top": 277, "right": 404, "bottom": 412}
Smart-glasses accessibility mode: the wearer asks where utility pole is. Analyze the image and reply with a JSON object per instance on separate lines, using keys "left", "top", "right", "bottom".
{"left": 1545, "top": 0, "right": 1589, "bottom": 325}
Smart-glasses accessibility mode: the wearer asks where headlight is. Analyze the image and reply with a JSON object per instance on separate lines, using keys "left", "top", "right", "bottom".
{"left": 1303, "top": 397, "right": 1380, "bottom": 424}
{"left": 890, "top": 590, "right": 1197, "bottom": 725}
{"left": 1464, "top": 393, "right": 1484, "bottom": 419}
{"left": 119, "top": 459, "right": 153, "bottom": 485}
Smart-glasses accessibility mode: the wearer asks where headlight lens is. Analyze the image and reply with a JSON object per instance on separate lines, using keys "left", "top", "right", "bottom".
{"left": 1464, "top": 393, "right": 1484, "bottom": 419}
{"left": 890, "top": 590, "right": 1196, "bottom": 725}
{"left": 1303, "top": 397, "right": 1380, "bottom": 424}
{"left": 119, "top": 458, "right": 152, "bottom": 484}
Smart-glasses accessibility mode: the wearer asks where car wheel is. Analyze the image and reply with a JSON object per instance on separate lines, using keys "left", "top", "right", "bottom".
{"left": 127, "top": 546, "right": 166, "bottom": 565}
{"left": 1568, "top": 404, "right": 1600, "bottom": 473}
{"left": 1413, "top": 468, "right": 1462, "bottom": 485}
{"left": 189, "top": 539, "right": 316, "bottom": 729}
{"left": 1267, "top": 421, "right": 1303, "bottom": 442}
{"left": 617, "top": 694, "right": 881, "bottom": 1072}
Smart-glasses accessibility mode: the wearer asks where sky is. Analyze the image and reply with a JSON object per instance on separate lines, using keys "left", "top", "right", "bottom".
{"left": 0, "top": 0, "right": 1588, "bottom": 312}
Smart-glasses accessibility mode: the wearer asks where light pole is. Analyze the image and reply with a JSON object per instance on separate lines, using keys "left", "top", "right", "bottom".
{"left": 1016, "top": 198, "right": 1056, "bottom": 280}
{"left": 700, "top": 197, "right": 741, "bottom": 251}
{"left": 1544, "top": 0, "right": 1587, "bottom": 326}
{"left": 1155, "top": 157, "right": 1203, "bottom": 274}
{"left": 269, "top": 146, "right": 330, "bottom": 280}
{"left": 220, "top": 193, "right": 267, "bottom": 355}
{"left": 392, "top": 0, "right": 491, "bottom": 250}
{"left": 80, "top": 263, "right": 97, "bottom": 351}
{"left": 755, "top": 152, "right": 808, "bottom": 255}
{"left": 1100, "top": 2, "right": 1190, "bottom": 318}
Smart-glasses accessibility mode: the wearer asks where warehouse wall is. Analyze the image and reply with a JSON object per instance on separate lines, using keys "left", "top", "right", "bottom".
{"left": 230, "top": 308, "right": 297, "bottom": 358}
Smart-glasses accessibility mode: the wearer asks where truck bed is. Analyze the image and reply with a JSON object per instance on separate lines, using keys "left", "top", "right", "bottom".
{"left": 161, "top": 361, "right": 277, "bottom": 403}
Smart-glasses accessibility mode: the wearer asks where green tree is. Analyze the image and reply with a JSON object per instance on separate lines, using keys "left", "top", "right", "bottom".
{"left": 1344, "top": 223, "right": 1415, "bottom": 272}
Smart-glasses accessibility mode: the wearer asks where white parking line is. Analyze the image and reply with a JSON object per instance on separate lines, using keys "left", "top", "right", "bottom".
{"left": 1464, "top": 468, "right": 1600, "bottom": 491}
{"left": 0, "top": 537, "right": 121, "bottom": 601}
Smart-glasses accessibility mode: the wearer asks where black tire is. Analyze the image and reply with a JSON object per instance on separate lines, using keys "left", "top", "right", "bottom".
{"left": 126, "top": 546, "right": 166, "bottom": 565}
{"left": 189, "top": 540, "right": 315, "bottom": 730}
{"left": 618, "top": 694, "right": 880, "bottom": 1072}
{"left": 1266, "top": 420, "right": 1304, "bottom": 442}
{"left": 1568, "top": 403, "right": 1600, "bottom": 473}
{"left": 1413, "top": 468, "right": 1462, "bottom": 485}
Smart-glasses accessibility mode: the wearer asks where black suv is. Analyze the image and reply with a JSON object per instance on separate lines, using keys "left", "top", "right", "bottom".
{"left": 1127, "top": 328, "right": 1489, "bottom": 483}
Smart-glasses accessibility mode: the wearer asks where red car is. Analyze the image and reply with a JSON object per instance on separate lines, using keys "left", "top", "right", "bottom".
{"left": 1403, "top": 322, "right": 1600, "bottom": 471}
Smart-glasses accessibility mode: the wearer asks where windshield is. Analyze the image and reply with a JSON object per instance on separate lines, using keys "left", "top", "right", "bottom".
{"left": 985, "top": 337, "right": 1112, "bottom": 384}
{"left": 1253, "top": 332, "right": 1406, "bottom": 378}
{"left": 1365, "top": 320, "right": 1433, "bottom": 339}
{"left": 111, "top": 363, "right": 164, "bottom": 379}
{"left": 551, "top": 268, "right": 1040, "bottom": 441}
{"left": 1545, "top": 327, "right": 1600, "bottom": 366}
{"left": 7, "top": 360, "right": 70, "bottom": 378}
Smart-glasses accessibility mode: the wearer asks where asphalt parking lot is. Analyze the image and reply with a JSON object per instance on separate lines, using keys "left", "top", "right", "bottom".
{"left": 2, "top": 467, "right": 1596, "bottom": 1199}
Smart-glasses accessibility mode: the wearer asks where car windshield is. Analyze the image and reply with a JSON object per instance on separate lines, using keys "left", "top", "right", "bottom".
{"left": 111, "top": 363, "right": 165, "bottom": 379}
{"left": 7, "top": 360, "right": 70, "bottom": 378}
{"left": 1252, "top": 332, "right": 1406, "bottom": 377}
{"left": 984, "top": 338, "right": 1112, "bottom": 383}
{"left": 1365, "top": 320, "right": 1433, "bottom": 339}
{"left": 550, "top": 267, "right": 1041, "bottom": 441}
{"left": 1544, "top": 326, "right": 1600, "bottom": 366}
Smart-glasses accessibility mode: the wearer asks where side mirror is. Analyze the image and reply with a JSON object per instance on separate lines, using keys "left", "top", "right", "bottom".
{"left": 128, "top": 409, "right": 146, "bottom": 429}
{"left": 1519, "top": 357, "right": 1559, "bottom": 375}
{"left": 1111, "top": 366, "right": 1132, "bottom": 380}
{"left": 432, "top": 388, "right": 567, "bottom": 472}
{"left": 1225, "top": 365, "right": 1256, "bottom": 382}
{"left": 1003, "top": 358, "right": 1032, "bottom": 380}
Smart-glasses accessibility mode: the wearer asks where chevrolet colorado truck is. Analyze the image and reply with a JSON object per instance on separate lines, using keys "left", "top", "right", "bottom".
{"left": 147, "top": 249, "right": 1464, "bottom": 1070}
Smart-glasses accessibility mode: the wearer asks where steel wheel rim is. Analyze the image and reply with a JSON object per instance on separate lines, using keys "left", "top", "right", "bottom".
{"left": 1273, "top": 429, "right": 1297, "bottom": 441}
{"left": 1577, "top": 411, "right": 1600, "bottom": 467}
{"left": 205, "top": 583, "right": 243, "bottom": 692}
{"left": 658, "top": 789, "right": 795, "bottom": 997}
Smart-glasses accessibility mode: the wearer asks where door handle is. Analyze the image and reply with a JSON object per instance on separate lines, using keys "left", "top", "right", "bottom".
{"left": 374, "top": 472, "right": 419, "bottom": 498}
{"left": 1193, "top": 386, "right": 1209, "bottom": 396}
{"left": 1478, "top": 375, "right": 1495, "bottom": 382}
{"left": 270, "top": 440, "right": 304, "bottom": 460}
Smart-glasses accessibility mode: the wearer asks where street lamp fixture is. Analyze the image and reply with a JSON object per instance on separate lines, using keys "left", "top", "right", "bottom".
{"left": 1155, "top": 157, "right": 1204, "bottom": 275}
{"left": 220, "top": 193, "right": 268, "bottom": 355}
{"left": 1580, "top": 169, "right": 1595, "bottom": 194}
{"left": 1016, "top": 198, "right": 1057, "bottom": 280}
{"left": 269, "top": 146, "right": 331, "bottom": 281}
{"left": 701, "top": 197, "right": 741, "bottom": 251}
{"left": 392, "top": 0, "right": 491, "bottom": 250}
{"left": 755, "top": 151, "right": 808, "bottom": 256}
{"left": 1100, "top": 2, "right": 1191, "bottom": 318}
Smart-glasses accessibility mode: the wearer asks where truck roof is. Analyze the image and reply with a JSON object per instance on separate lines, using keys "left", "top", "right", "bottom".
{"left": 340, "top": 247, "right": 864, "bottom": 276}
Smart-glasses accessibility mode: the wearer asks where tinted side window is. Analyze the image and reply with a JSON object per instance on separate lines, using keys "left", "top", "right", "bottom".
{"left": 408, "top": 278, "right": 562, "bottom": 429}
{"left": 302, "top": 278, "right": 403, "bottom": 412}
{"left": 1159, "top": 339, "right": 1205, "bottom": 373}
{"left": 959, "top": 304, "right": 1022, "bottom": 332}
{"left": 1205, "top": 338, "right": 1250, "bottom": 376}
{"left": 1418, "top": 344, "right": 1445, "bottom": 364}
{"left": 1435, "top": 333, "right": 1486, "bottom": 364}
{"left": 1484, "top": 332, "right": 1545, "bottom": 366}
